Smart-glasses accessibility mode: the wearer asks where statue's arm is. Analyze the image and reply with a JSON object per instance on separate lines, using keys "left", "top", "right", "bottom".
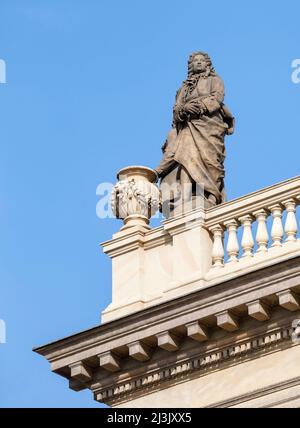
{"left": 201, "top": 76, "right": 225, "bottom": 114}
{"left": 173, "top": 86, "right": 204, "bottom": 121}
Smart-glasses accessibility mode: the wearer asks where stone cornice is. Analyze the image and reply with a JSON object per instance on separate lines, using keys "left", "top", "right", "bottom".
{"left": 34, "top": 256, "right": 300, "bottom": 367}
{"left": 102, "top": 227, "right": 147, "bottom": 258}
{"left": 95, "top": 324, "right": 293, "bottom": 406}
{"left": 34, "top": 255, "right": 300, "bottom": 407}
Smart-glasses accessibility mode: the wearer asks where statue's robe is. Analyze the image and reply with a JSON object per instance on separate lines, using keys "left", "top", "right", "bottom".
{"left": 156, "top": 74, "right": 229, "bottom": 209}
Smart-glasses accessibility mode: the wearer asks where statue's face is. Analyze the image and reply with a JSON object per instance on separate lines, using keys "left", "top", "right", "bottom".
{"left": 192, "top": 54, "right": 207, "bottom": 74}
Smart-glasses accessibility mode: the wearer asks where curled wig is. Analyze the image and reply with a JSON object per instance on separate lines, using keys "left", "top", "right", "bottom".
{"left": 187, "top": 51, "right": 216, "bottom": 78}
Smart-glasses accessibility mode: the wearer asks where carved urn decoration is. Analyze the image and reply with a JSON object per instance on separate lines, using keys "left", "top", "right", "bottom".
{"left": 111, "top": 166, "right": 160, "bottom": 230}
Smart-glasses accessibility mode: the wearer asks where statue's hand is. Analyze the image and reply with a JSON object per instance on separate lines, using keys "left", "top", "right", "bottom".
{"left": 183, "top": 100, "right": 200, "bottom": 115}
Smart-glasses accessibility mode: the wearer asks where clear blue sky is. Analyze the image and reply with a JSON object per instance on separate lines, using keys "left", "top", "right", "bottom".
{"left": 0, "top": 0, "right": 299, "bottom": 407}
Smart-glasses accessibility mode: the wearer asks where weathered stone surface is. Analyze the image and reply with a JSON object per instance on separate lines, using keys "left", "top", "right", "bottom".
{"left": 186, "top": 321, "right": 208, "bottom": 342}
{"left": 128, "top": 341, "right": 152, "bottom": 362}
{"left": 216, "top": 310, "right": 239, "bottom": 332}
{"left": 69, "top": 362, "right": 92, "bottom": 382}
{"left": 277, "top": 290, "right": 300, "bottom": 311}
{"left": 156, "top": 331, "right": 180, "bottom": 352}
{"left": 247, "top": 300, "right": 270, "bottom": 321}
{"left": 98, "top": 351, "right": 120, "bottom": 372}
{"left": 69, "top": 379, "right": 87, "bottom": 392}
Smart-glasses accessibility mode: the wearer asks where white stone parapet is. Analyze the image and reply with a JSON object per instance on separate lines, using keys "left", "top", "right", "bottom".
{"left": 206, "top": 176, "right": 300, "bottom": 267}
{"left": 102, "top": 175, "right": 300, "bottom": 322}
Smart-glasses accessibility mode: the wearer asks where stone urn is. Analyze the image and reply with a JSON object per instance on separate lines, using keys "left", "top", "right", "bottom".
{"left": 111, "top": 166, "right": 161, "bottom": 230}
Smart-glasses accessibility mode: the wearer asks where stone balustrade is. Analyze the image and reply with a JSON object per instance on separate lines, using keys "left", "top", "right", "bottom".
{"left": 206, "top": 177, "right": 300, "bottom": 269}
{"left": 100, "top": 176, "right": 300, "bottom": 322}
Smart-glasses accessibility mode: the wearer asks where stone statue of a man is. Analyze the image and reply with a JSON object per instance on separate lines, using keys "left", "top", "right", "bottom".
{"left": 155, "top": 51, "right": 234, "bottom": 216}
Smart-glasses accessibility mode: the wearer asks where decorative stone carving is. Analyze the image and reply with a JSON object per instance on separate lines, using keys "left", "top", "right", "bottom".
{"left": 292, "top": 319, "right": 300, "bottom": 345}
{"left": 111, "top": 166, "right": 160, "bottom": 230}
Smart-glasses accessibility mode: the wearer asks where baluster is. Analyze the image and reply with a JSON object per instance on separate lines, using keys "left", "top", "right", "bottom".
{"left": 210, "top": 225, "right": 225, "bottom": 268}
{"left": 269, "top": 204, "right": 284, "bottom": 247}
{"left": 224, "top": 220, "right": 239, "bottom": 263}
{"left": 253, "top": 209, "right": 269, "bottom": 253}
{"left": 283, "top": 199, "right": 298, "bottom": 243}
{"left": 239, "top": 215, "right": 254, "bottom": 258}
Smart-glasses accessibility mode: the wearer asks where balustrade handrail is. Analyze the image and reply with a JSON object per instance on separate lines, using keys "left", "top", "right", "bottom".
{"left": 205, "top": 175, "right": 300, "bottom": 229}
{"left": 204, "top": 176, "right": 300, "bottom": 268}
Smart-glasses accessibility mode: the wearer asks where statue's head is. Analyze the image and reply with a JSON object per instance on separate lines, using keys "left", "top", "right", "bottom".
{"left": 187, "top": 51, "right": 215, "bottom": 78}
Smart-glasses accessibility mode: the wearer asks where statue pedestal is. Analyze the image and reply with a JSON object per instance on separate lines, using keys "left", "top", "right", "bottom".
{"left": 101, "top": 207, "right": 212, "bottom": 322}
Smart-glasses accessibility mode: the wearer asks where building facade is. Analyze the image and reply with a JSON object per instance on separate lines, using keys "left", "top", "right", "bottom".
{"left": 35, "top": 174, "right": 300, "bottom": 408}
